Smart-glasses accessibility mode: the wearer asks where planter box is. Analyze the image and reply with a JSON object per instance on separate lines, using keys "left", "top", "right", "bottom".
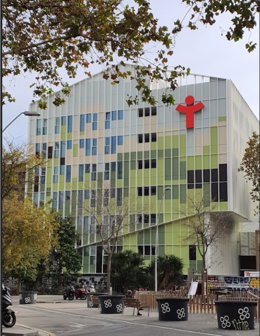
{"left": 98, "top": 295, "right": 124, "bottom": 314}
{"left": 19, "top": 291, "right": 37, "bottom": 304}
{"left": 156, "top": 297, "right": 189, "bottom": 321}
{"left": 215, "top": 300, "right": 257, "bottom": 330}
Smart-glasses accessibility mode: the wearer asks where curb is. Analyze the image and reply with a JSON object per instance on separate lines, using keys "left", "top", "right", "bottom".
{"left": 2, "top": 324, "right": 55, "bottom": 336}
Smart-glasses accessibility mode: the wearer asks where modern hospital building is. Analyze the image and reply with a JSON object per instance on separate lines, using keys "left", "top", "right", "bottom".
{"left": 27, "top": 65, "right": 259, "bottom": 284}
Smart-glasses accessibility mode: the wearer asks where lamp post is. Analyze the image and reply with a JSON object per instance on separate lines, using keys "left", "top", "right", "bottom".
{"left": 3, "top": 111, "right": 40, "bottom": 132}
{"left": 155, "top": 186, "right": 171, "bottom": 292}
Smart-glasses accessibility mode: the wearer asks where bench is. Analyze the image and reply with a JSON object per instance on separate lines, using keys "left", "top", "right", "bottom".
{"left": 123, "top": 297, "right": 150, "bottom": 316}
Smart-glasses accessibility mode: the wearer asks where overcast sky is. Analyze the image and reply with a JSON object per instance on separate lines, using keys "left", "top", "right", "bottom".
{"left": 3, "top": 1, "right": 259, "bottom": 146}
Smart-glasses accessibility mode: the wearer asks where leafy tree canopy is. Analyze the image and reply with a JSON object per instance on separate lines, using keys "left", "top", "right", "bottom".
{"left": 111, "top": 250, "right": 149, "bottom": 293}
{"left": 239, "top": 131, "right": 260, "bottom": 214}
{"left": 3, "top": 0, "right": 258, "bottom": 108}
{"left": 3, "top": 197, "right": 58, "bottom": 282}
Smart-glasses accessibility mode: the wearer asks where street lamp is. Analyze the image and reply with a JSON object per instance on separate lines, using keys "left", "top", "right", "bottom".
{"left": 3, "top": 111, "right": 40, "bottom": 132}
{"left": 155, "top": 186, "right": 171, "bottom": 292}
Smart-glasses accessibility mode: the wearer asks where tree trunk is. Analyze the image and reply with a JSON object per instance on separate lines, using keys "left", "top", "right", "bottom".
{"left": 107, "top": 253, "right": 112, "bottom": 293}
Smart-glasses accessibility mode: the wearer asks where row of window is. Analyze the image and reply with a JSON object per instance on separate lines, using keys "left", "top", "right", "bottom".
{"left": 138, "top": 159, "right": 156, "bottom": 169}
{"left": 138, "top": 245, "right": 197, "bottom": 258}
{"left": 105, "top": 110, "right": 124, "bottom": 129}
{"left": 138, "top": 106, "right": 157, "bottom": 117}
{"left": 138, "top": 133, "right": 157, "bottom": 143}
{"left": 80, "top": 113, "right": 98, "bottom": 132}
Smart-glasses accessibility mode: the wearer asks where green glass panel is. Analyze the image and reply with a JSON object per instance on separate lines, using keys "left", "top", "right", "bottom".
{"left": 203, "top": 146, "right": 209, "bottom": 155}
{"left": 151, "top": 150, "right": 157, "bottom": 159}
{"left": 187, "top": 157, "right": 194, "bottom": 169}
{"left": 137, "top": 232, "right": 143, "bottom": 244}
{"left": 180, "top": 185, "right": 186, "bottom": 203}
{"left": 165, "top": 148, "right": 171, "bottom": 158}
{"left": 144, "top": 151, "right": 149, "bottom": 159}
{"left": 124, "top": 153, "right": 129, "bottom": 160}
{"left": 137, "top": 151, "right": 143, "bottom": 159}
{"left": 165, "top": 158, "right": 171, "bottom": 180}
{"left": 130, "top": 152, "right": 136, "bottom": 160}
{"left": 73, "top": 144, "right": 78, "bottom": 157}
{"left": 173, "top": 186, "right": 179, "bottom": 199}
{"left": 165, "top": 136, "right": 171, "bottom": 148}
{"left": 158, "top": 149, "right": 164, "bottom": 158}
{"left": 203, "top": 155, "right": 210, "bottom": 169}
{"left": 172, "top": 157, "right": 179, "bottom": 180}
{"left": 130, "top": 160, "right": 136, "bottom": 170}
{"left": 180, "top": 161, "right": 186, "bottom": 180}
{"left": 211, "top": 155, "right": 218, "bottom": 168}
{"left": 117, "top": 153, "right": 123, "bottom": 160}
{"left": 195, "top": 156, "right": 202, "bottom": 169}
{"left": 172, "top": 148, "right": 179, "bottom": 157}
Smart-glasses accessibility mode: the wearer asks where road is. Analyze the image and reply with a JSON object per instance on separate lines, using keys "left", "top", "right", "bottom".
{"left": 4, "top": 296, "right": 260, "bottom": 336}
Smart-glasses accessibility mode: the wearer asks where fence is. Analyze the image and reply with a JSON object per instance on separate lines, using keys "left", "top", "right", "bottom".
{"left": 134, "top": 290, "right": 259, "bottom": 318}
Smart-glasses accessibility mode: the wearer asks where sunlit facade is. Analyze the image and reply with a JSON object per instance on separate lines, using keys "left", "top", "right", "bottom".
{"left": 27, "top": 65, "right": 258, "bottom": 280}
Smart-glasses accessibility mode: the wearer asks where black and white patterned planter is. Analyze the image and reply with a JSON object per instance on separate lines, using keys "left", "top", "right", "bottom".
{"left": 215, "top": 301, "right": 257, "bottom": 330}
{"left": 98, "top": 295, "right": 124, "bottom": 314}
{"left": 19, "top": 291, "right": 37, "bottom": 304}
{"left": 156, "top": 297, "right": 189, "bottom": 321}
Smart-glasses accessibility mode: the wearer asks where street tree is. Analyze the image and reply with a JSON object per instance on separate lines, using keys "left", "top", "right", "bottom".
{"left": 184, "top": 197, "right": 235, "bottom": 295}
{"left": 87, "top": 188, "right": 129, "bottom": 292}
{"left": 3, "top": 197, "right": 57, "bottom": 287}
{"left": 148, "top": 255, "right": 184, "bottom": 290}
{"left": 111, "top": 250, "right": 149, "bottom": 293}
{"left": 38, "top": 216, "right": 82, "bottom": 291}
{"left": 3, "top": 1, "right": 258, "bottom": 107}
{"left": 2, "top": 142, "right": 57, "bottom": 288}
{"left": 238, "top": 132, "right": 260, "bottom": 214}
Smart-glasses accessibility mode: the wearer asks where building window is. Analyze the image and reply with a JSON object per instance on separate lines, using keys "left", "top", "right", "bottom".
{"left": 92, "top": 113, "right": 98, "bottom": 130}
{"left": 104, "top": 163, "right": 110, "bottom": 180}
{"left": 105, "top": 137, "right": 110, "bottom": 154}
{"left": 42, "top": 143, "right": 47, "bottom": 159}
{"left": 66, "top": 165, "right": 71, "bottom": 182}
{"left": 91, "top": 164, "right": 97, "bottom": 181}
{"left": 35, "top": 143, "right": 40, "bottom": 157}
{"left": 117, "top": 136, "right": 123, "bottom": 145}
{"left": 85, "top": 164, "right": 90, "bottom": 173}
{"left": 60, "top": 141, "right": 66, "bottom": 158}
{"left": 36, "top": 119, "right": 41, "bottom": 135}
{"left": 53, "top": 166, "right": 58, "bottom": 183}
{"left": 67, "top": 140, "right": 72, "bottom": 150}
{"left": 42, "top": 118, "right": 47, "bottom": 135}
{"left": 48, "top": 146, "right": 53, "bottom": 159}
{"left": 151, "top": 133, "right": 157, "bottom": 142}
{"left": 144, "top": 133, "right": 150, "bottom": 143}
{"left": 117, "top": 188, "right": 122, "bottom": 206}
{"left": 61, "top": 116, "right": 66, "bottom": 125}
{"left": 151, "top": 214, "right": 156, "bottom": 225}
{"left": 138, "top": 160, "right": 143, "bottom": 169}
{"left": 189, "top": 245, "right": 196, "bottom": 260}
{"left": 55, "top": 117, "right": 60, "bottom": 134}
{"left": 138, "top": 134, "right": 143, "bottom": 143}
{"left": 145, "top": 107, "right": 150, "bottom": 116}
{"left": 138, "top": 108, "right": 143, "bottom": 117}
{"left": 117, "top": 162, "right": 122, "bottom": 179}
{"left": 144, "top": 187, "right": 149, "bottom": 196}
{"left": 220, "top": 182, "right": 228, "bottom": 201}
{"left": 85, "top": 139, "right": 91, "bottom": 156}
{"left": 105, "top": 112, "right": 110, "bottom": 129}
{"left": 111, "top": 136, "right": 117, "bottom": 154}
{"left": 86, "top": 113, "right": 91, "bottom": 123}
{"left": 79, "top": 164, "right": 84, "bottom": 182}
{"left": 219, "top": 164, "right": 227, "bottom": 181}
{"left": 92, "top": 138, "right": 97, "bottom": 156}
{"left": 151, "top": 159, "right": 156, "bottom": 168}
{"left": 118, "top": 110, "right": 124, "bottom": 120}
{"left": 144, "top": 160, "right": 149, "bottom": 169}
{"left": 80, "top": 115, "right": 85, "bottom": 132}
{"left": 151, "top": 186, "right": 156, "bottom": 195}
{"left": 112, "top": 110, "right": 117, "bottom": 120}
{"left": 151, "top": 106, "right": 157, "bottom": 116}
{"left": 79, "top": 139, "right": 84, "bottom": 148}
{"left": 138, "top": 187, "right": 142, "bottom": 196}
{"left": 67, "top": 115, "right": 73, "bottom": 133}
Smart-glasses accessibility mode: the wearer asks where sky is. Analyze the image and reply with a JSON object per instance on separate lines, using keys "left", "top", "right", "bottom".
{"left": 3, "top": 1, "right": 259, "bottom": 146}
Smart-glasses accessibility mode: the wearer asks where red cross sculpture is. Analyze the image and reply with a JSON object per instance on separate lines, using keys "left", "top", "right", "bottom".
{"left": 176, "top": 95, "right": 204, "bottom": 129}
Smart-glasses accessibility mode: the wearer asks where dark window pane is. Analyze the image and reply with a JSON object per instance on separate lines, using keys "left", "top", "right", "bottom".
{"left": 111, "top": 162, "right": 116, "bottom": 171}
{"left": 48, "top": 146, "right": 53, "bottom": 159}
{"left": 60, "top": 157, "right": 65, "bottom": 165}
{"left": 144, "top": 133, "right": 150, "bottom": 143}
{"left": 138, "top": 246, "right": 144, "bottom": 255}
{"left": 138, "top": 108, "right": 143, "bottom": 117}
{"left": 195, "top": 183, "right": 202, "bottom": 189}
{"left": 144, "top": 246, "right": 150, "bottom": 255}
{"left": 85, "top": 164, "right": 90, "bottom": 173}
{"left": 151, "top": 186, "right": 156, "bottom": 195}
{"left": 145, "top": 107, "right": 150, "bottom": 116}
{"left": 151, "top": 214, "right": 156, "bottom": 224}
{"left": 138, "top": 160, "right": 143, "bottom": 169}
{"left": 188, "top": 170, "right": 194, "bottom": 183}
{"left": 189, "top": 245, "right": 196, "bottom": 260}
{"left": 219, "top": 164, "right": 227, "bottom": 182}
{"left": 211, "top": 169, "right": 218, "bottom": 182}
{"left": 138, "top": 187, "right": 142, "bottom": 196}
{"left": 203, "top": 169, "right": 210, "bottom": 182}
{"left": 188, "top": 183, "right": 194, "bottom": 189}
{"left": 151, "top": 159, "right": 156, "bottom": 168}
{"left": 151, "top": 246, "right": 155, "bottom": 255}
{"left": 144, "top": 187, "right": 149, "bottom": 195}
{"left": 151, "top": 133, "right": 157, "bottom": 142}
{"left": 144, "top": 214, "right": 149, "bottom": 223}
{"left": 151, "top": 107, "right": 157, "bottom": 115}
{"left": 211, "top": 182, "right": 219, "bottom": 202}
{"left": 195, "top": 170, "right": 202, "bottom": 183}
{"left": 220, "top": 182, "right": 228, "bottom": 201}
{"left": 144, "top": 160, "right": 149, "bottom": 169}
{"left": 138, "top": 134, "right": 143, "bottom": 143}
